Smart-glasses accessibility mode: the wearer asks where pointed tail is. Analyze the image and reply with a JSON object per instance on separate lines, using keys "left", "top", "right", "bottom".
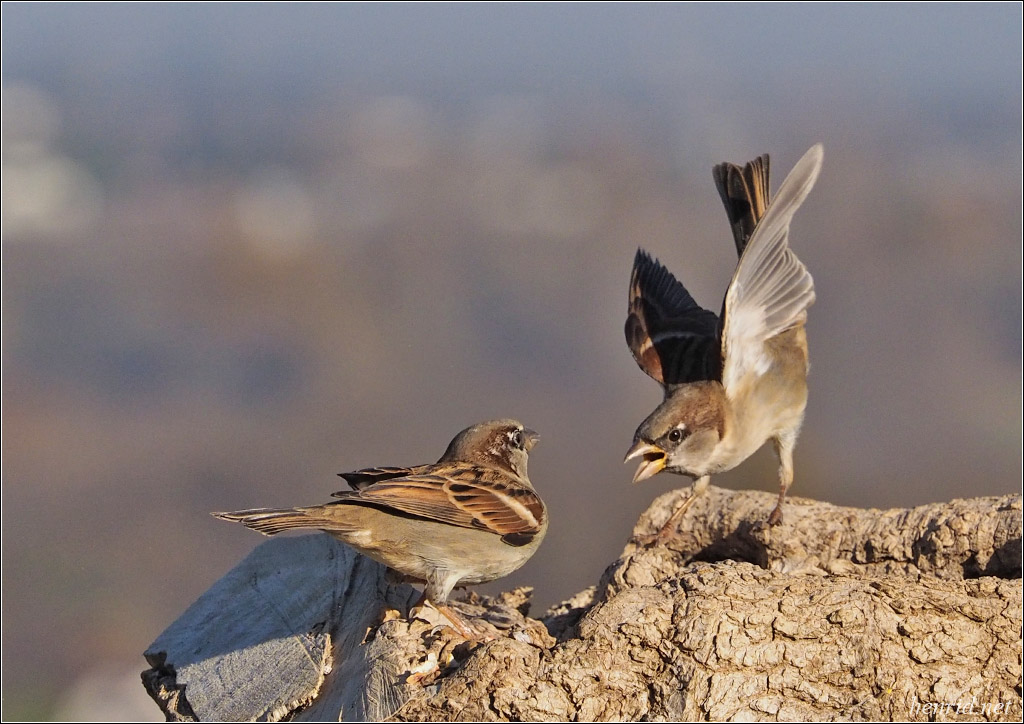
{"left": 212, "top": 507, "right": 338, "bottom": 536}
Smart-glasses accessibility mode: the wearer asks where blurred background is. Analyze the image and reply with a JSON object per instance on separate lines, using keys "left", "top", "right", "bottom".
{"left": 2, "top": 3, "right": 1020, "bottom": 720}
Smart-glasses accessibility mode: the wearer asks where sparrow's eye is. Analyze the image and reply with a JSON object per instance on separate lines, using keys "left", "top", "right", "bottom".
{"left": 667, "top": 427, "right": 688, "bottom": 444}
{"left": 510, "top": 430, "right": 524, "bottom": 448}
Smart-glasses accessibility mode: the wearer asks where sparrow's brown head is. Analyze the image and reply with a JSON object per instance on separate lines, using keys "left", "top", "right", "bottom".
{"left": 624, "top": 382, "right": 727, "bottom": 483}
{"left": 440, "top": 418, "right": 539, "bottom": 480}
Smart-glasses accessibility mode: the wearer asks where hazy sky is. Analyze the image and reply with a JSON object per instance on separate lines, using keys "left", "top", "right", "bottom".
{"left": 2, "top": 3, "right": 1021, "bottom": 720}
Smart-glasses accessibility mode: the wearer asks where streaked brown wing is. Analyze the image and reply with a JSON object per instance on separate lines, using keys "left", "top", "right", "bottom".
{"left": 625, "top": 248, "right": 721, "bottom": 387}
{"left": 334, "top": 465, "right": 431, "bottom": 493}
{"left": 713, "top": 153, "right": 771, "bottom": 257}
{"left": 349, "top": 467, "right": 546, "bottom": 545}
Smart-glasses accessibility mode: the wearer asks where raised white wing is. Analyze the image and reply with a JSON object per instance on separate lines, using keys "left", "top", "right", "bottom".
{"left": 720, "top": 144, "right": 822, "bottom": 395}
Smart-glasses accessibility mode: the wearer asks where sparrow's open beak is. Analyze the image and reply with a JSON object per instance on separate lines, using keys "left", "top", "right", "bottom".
{"left": 624, "top": 440, "right": 666, "bottom": 484}
{"left": 522, "top": 428, "right": 540, "bottom": 451}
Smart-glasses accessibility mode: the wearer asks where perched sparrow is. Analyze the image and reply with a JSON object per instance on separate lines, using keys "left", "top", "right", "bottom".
{"left": 624, "top": 144, "right": 823, "bottom": 529}
{"left": 214, "top": 419, "right": 546, "bottom": 636}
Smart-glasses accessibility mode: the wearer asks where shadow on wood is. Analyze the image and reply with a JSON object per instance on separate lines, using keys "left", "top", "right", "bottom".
{"left": 143, "top": 488, "right": 1022, "bottom": 721}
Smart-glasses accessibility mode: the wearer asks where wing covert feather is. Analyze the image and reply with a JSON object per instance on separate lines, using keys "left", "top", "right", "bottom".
{"left": 350, "top": 468, "right": 545, "bottom": 543}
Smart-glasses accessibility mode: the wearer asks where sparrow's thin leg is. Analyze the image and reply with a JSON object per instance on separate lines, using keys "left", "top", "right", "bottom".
{"left": 435, "top": 604, "right": 477, "bottom": 640}
{"left": 768, "top": 431, "right": 796, "bottom": 525}
{"left": 643, "top": 475, "right": 711, "bottom": 544}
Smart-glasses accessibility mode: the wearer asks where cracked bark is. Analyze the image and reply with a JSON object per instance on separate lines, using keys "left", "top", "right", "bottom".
{"left": 143, "top": 488, "right": 1022, "bottom": 721}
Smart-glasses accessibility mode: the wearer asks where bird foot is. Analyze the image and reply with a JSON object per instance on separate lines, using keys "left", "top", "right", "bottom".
{"left": 436, "top": 604, "right": 474, "bottom": 638}
{"left": 633, "top": 488, "right": 704, "bottom": 546}
{"left": 411, "top": 599, "right": 493, "bottom": 641}
{"left": 632, "top": 523, "right": 680, "bottom": 548}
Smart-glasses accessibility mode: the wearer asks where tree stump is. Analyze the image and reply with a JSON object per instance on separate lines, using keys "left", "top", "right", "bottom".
{"left": 143, "top": 488, "right": 1022, "bottom": 721}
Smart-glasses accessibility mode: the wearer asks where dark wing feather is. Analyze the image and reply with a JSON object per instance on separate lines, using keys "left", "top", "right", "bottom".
{"left": 348, "top": 467, "right": 546, "bottom": 545}
{"left": 713, "top": 154, "right": 771, "bottom": 257}
{"left": 335, "top": 465, "right": 431, "bottom": 493}
{"left": 625, "top": 248, "right": 721, "bottom": 387}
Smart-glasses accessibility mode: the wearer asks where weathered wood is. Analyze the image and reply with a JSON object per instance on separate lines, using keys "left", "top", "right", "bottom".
{"left": 621, "top": 487, "right": 1021, "bottom": 582}
{"left": 143, "top": 534, "right": 421, "bottom": 721}
{"left": 143, "top": 489, "right": 1023, "bottom": 722}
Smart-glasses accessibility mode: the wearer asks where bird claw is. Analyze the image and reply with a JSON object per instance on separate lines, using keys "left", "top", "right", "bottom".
{"left": 632, "top": 524, "right": 679, "bottom": 548}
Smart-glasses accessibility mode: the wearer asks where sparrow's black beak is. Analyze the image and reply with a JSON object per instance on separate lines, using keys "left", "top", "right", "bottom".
{"left": 623, "top": 439, "right": 667, "bottom": 483}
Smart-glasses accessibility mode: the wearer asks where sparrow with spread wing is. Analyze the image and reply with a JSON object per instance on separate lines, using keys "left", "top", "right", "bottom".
{"left": 624, "top": 144, "right": 823, "bottom": 532}
{"left": 214, "top": 419, "right": 545, "bottom": 636}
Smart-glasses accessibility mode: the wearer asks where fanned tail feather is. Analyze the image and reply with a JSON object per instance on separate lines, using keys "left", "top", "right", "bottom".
{"left": 713, "top": 154, "right": 771, "bottom": 257}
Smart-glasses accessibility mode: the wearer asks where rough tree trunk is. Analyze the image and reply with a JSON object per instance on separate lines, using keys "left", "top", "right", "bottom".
{"left": 143, "top": 488, "right": 1022, "bottom": 721}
